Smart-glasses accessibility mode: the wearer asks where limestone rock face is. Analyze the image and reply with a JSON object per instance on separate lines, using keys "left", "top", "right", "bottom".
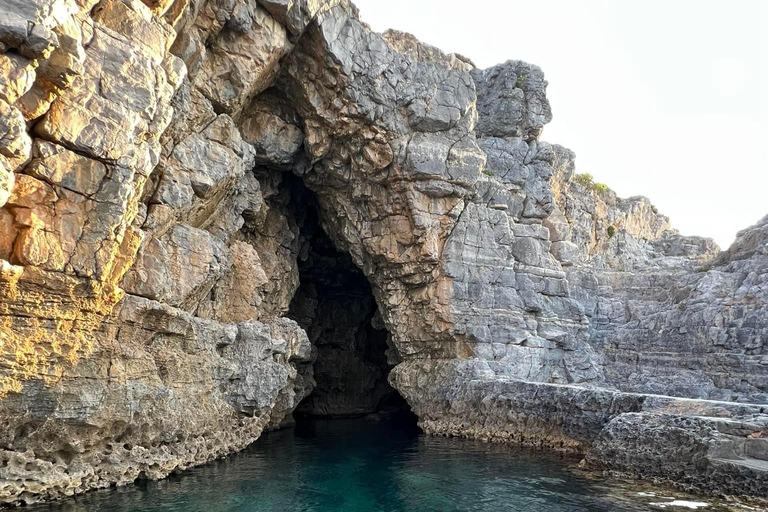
{"left": 472, "top": 61, "right": 552, "bottom": 141}
{"left": 268, "top": 8, "right": 604, "bottom": 389}
{"left": 380, "top": 29, "right": 475, "bottom": 73}
{"left": 547, "top": 150, "right": 767, "bottom": 403}
{"left": 1, "top": 0, "right": 767, "bottom": 506}
{"left": 0, "top": 0, "right": 315, "bottom": 505}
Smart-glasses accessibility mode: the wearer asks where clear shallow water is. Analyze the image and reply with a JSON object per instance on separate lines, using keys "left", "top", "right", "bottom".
{"left": 25, "top": 416, "right": 745, "bottom": 512}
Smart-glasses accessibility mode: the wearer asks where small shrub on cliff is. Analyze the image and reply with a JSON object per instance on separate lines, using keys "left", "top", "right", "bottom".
{"left": 482, "top": 168, "right": 494, "bottom": 177}
{"left": 574, "top": 173, "right": 609, "bottom": 194}
{"left": 574, "top": 173, "right": 595, "bottom": 188}
{"left": 516, "top": 74, "right": 527, "bottom": 87}
{"left": 607, "top": 225, "right": 616, "bottom": 237}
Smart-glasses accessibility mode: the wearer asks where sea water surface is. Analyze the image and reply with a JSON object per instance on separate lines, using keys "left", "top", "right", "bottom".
{"left": 26, "top": 416, "right": 746, "bottom": 512}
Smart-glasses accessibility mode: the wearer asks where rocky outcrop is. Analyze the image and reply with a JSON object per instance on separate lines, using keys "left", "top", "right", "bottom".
{"left": 0, "top": 0, "right": 767, "bottom": 506}
{"left": 545, "top": 151, "right": 768, "bottom": 402}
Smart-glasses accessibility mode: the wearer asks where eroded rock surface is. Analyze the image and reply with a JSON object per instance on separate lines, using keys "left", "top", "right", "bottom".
{"left": 0, "top": 0, "right": 315, "bottom": 504}
{"left": 1, "top": 0, "right": 767, "bottom": 506}
{"left": 547, "top": 151, "right": 768, "bottom": 403}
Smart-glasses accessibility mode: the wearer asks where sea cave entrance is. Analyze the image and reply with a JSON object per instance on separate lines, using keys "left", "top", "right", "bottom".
{"left": 282, "top": 176, "right": 414, "bottom": 424}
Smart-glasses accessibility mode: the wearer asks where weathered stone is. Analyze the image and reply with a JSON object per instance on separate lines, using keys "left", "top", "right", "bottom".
{"left": 25, "top": 140, "right": 107, "bottom": 196}
{"left": 471, "top": 60, "right": 552, "bottom": 140}
{"left": 35, "top": 0, "right": 181, "bottom": 165}
{"left": 206, "top": 240, "right": 270, "bottom": 323}
{"left": 191, "top": 4, "right": 289, "bottom": 114}
{"left": 0, "top": 163, "right": 13, "bottom": 208}
{"left": 124, "top": 224, "right": 231, "bottom": 308}
{"left": 239, "top": 106, "right": 303, "bottom": 165}
{"left": 393, "top": 358, "right": 768, "bottom": 499}
{"left": 1, "top": 0, "right": 768, "bottom": 507}
{"left": 0, "top": 0, "right": 72, "bottom": 60}
{"left": 550, "top": 240, "right": 581, "bottom": 266}
{"left": 546, "top": 148, "right": 768, "bottom": 404}
{"left": 0, "top": 100, "right": 32, "bottom": 168}
{"left": 381, "top": 29, "right": 474, "bottom": 73}
{"left": 0, "top": 53, "right": 36, "bottom": 104}
{"left": 543, "top": 208, "right": 571, "bottom": 242}
{"left": 592, "top": 411, "right": 768, "bottom": 498}
{"left": 257, "top": 0, "right": 332, "bottom": 37}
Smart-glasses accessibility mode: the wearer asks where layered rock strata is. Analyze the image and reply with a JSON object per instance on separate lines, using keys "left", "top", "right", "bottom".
{"left": 0, "top": 0, "right": 766, "bottom": 506}
{"left": 549, "top": 153, "right": 768, "bottom": 403}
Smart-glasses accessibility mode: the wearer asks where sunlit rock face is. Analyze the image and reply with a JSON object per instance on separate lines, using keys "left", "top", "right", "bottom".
{"left": 1, "top": 0, "right": 767, "bottom": 506}
{"left": 0, "top": 0, "right": 316, "bottom": 504}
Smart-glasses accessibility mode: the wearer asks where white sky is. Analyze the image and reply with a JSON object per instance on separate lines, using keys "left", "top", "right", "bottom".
{"left": 353, "top": 0, "right": 767, "bottom": 248}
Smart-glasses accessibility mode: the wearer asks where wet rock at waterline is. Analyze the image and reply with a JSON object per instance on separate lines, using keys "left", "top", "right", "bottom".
{"left": 0, "top": 0, "right": 767, "bottom": 507}
{"left": 15, "top": 418, "right": 754, "bottom": 512}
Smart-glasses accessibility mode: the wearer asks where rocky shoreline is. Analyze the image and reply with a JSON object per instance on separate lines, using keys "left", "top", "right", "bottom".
{"left": 394, "top": 360, "right": 768, "bottom": 501}
{"left": 1, "top": 0, "right": 766, "bottom": 506}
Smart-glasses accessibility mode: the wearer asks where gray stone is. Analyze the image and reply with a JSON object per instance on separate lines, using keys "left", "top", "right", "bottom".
{"left": 471, "top": 60, "right": 552, "bottom": 140}
{"left": 1, "top": 0, "right": 768, "bottom": 506}
{"left": 550, "top": 240, "right": 581, "bottom": 266}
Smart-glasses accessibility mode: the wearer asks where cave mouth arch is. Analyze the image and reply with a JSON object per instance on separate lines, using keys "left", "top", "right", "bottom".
{"left": 282, "top": 175, "right": 414, "bottom": 423}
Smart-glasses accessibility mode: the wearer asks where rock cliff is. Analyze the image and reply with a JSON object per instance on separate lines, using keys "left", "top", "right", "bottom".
{"left": 0, "top": 0, "right": 766, "bottom": 506}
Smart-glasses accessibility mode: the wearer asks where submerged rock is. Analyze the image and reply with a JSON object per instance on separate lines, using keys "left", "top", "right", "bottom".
{"left": 0, "top": 0, "right": 766, "bottom": 506}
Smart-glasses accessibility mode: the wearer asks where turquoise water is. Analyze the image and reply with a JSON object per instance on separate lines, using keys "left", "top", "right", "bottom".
{"left": 25, "top": 416, "right": 735, "bottom": 512}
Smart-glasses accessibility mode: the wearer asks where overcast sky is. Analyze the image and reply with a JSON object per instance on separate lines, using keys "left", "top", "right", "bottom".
{"left": 353, "top": 0, "right": 767, "bottom": 248}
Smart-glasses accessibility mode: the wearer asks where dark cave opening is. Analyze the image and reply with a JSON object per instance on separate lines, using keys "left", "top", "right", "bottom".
{"left": 283, "top": 175, "right": 414, "bottom": 424}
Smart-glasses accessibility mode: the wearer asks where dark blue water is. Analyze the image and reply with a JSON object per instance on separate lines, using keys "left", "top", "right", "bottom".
{"left": 25, "top": 416, "right": 735, "bottom": 512}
